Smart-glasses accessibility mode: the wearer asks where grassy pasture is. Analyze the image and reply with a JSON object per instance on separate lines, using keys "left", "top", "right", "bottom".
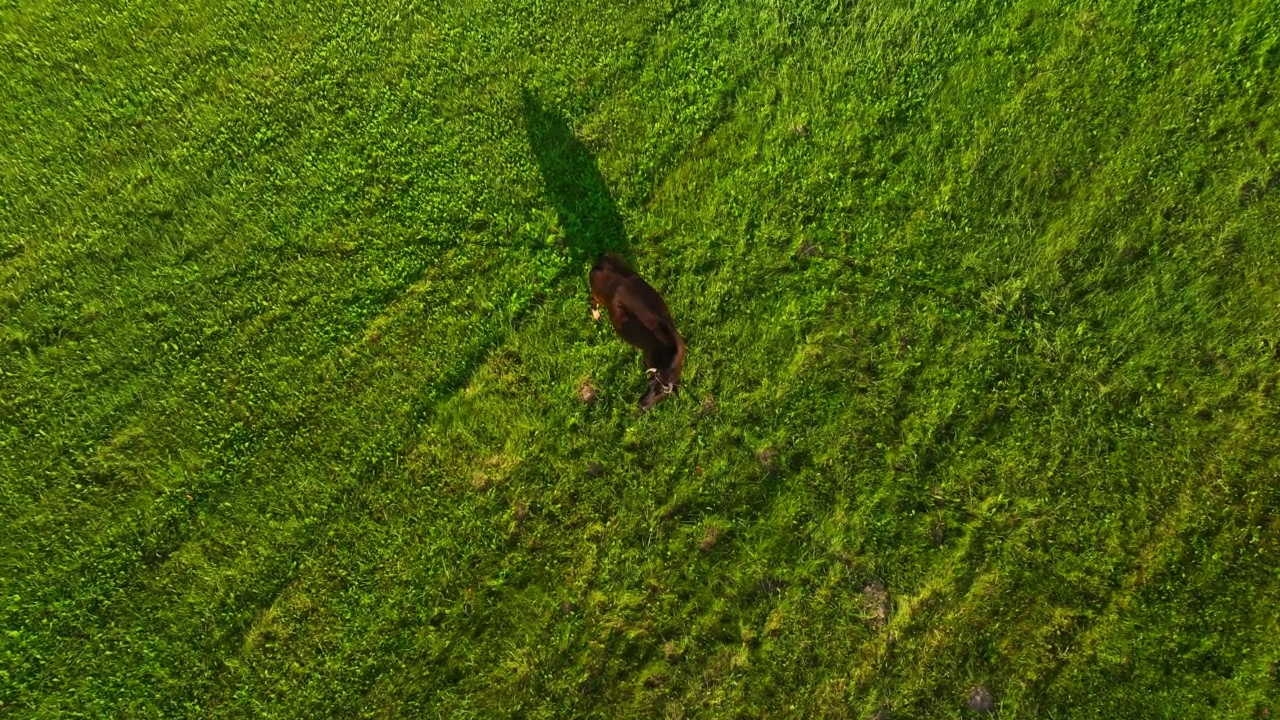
{"left": 2, "top": 0, "right": 1279, "bottom": 716}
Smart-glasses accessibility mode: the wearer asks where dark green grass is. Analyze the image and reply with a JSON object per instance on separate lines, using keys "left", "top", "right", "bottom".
{"left": 2, "top": 0, "right": 1279, "bottom": 716}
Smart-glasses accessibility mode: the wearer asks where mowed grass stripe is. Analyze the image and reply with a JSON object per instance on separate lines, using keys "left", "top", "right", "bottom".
{"left": 2, "top": 2, "right": 467, "bottom": 506}
{"left": 5, "top": 0, "right": 752, "bottom": 707}
{"left": 10, "top": 248, "right": 549, "bottom": 714}
{"left": 2, "top": 0, "right": 1279, "bottom": 717}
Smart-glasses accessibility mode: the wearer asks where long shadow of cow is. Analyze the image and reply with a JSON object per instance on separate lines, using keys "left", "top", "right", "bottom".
{"left": 520, "top": 89, "right": 630, "bottom": 268}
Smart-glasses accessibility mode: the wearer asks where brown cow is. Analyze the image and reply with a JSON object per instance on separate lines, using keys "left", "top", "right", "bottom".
{"left": 589, "top": 252, "right": 686, "bottom": 412}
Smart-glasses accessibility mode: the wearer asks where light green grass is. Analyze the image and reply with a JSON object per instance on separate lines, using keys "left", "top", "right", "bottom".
{"left": 2, "top": 0, "right": 1279, "bottom": 717}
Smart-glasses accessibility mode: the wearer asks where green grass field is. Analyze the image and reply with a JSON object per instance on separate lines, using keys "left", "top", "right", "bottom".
{"left": 3, "top": 0, "right": 1279, "bottom": 716}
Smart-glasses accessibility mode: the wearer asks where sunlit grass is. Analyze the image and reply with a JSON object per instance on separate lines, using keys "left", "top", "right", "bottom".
{"left": 2, "top": 0, "right": 1278, "bottom": 716}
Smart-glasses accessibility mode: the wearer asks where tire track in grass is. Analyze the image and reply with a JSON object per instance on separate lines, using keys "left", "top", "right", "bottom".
{"left": 0, "top": 0, "right": 301, "bottom": 291}
{"left": 11, "top": 249, "right": 547, "bottom": 714}
{"left": 0, "top": 4, "right": 458, "bottom": 500}
{"left": 4, "top": 0, "right": 674, "bottom": 709}
{"left": 188, "top": 256, "right": 555, "bottom": 715}
{"left": 2, "top": 0, "right": 524, "bottom": 551}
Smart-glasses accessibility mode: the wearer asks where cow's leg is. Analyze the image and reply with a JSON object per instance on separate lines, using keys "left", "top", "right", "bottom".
{"left": 642, "top": 346, "right": 664, "bottom": 379}
{"left": 642, "top": 346, "right": 676, "bottom": 401}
